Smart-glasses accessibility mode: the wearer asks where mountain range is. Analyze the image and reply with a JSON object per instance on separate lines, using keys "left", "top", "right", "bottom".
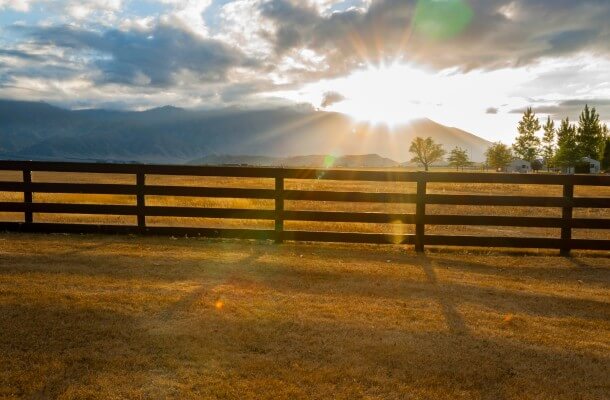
{"left": 0, "top": 100, "right": 492, "bottom": 165}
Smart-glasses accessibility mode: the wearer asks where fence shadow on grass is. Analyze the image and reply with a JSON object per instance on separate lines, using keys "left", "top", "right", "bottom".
{"left": 417, "top": 254, "right": 469, "bottom": 335}
{"left": 2, "top": 236, "right": 608, "bottom": 324}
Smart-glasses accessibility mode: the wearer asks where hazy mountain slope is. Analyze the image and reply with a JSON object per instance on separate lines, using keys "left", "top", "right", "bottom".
{"left": 0, "top": 100, "right": 90, "bottom": 152}
{"left": 0, "top": 100, "right": 492, "bottom": 163}
{"left": 359, "top": 119, "right": 492, "bottom": 163}
{"left": 189, "top": 153, "right": 399, "bottom": 167}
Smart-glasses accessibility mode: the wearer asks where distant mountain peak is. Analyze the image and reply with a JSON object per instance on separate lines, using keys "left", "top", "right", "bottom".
{"left": 144, "top": 105, "right": 183, "bottom": 113}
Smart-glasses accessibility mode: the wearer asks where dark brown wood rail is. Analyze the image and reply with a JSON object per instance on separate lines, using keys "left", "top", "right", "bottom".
{"left": 1, "top": 160, "right": 609, "bottom": 255}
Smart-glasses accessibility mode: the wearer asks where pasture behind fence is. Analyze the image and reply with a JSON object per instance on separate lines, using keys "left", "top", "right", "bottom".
{"left": 0, "top": 160, "right": 609, "bottom": 255}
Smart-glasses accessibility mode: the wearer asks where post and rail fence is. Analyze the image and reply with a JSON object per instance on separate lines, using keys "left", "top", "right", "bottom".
{"left": 0, "top": 160, "right": 609, "bottom": 255}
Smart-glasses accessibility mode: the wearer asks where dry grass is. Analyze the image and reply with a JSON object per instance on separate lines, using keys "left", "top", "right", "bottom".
{"left": 0, "top": 233, "right": 608, "bottom": 399}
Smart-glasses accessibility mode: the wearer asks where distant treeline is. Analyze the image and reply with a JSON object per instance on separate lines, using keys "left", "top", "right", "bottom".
{"left": 486, "top": 105, "right": 609, "bottom": 171}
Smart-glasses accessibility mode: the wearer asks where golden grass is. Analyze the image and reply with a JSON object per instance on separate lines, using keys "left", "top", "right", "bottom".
{"left": 0, "top": 234, "right": 608, "bottom": 399}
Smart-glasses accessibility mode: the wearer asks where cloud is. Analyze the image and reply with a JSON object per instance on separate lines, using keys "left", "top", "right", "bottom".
{"left": 219, "top": 80, "right": 278, "bottom": 103}
{"left": 320, "top": 91, "right": 345, "bottom": 108}
{"left": 5, "top": 1, "right": 610, "bottom": 97}
{"left": 259, "top": 0, "right": 610, "bottom": 76}
{"left": 21, "top": 23, "right": 256, "bottom": 87}
{"left": 63, "top": 0, "right": 123, "bottom": 22}
{"left": 0, "top": 48, "right": 43, "bottom": 61}
{"left": 510, "top": 99, "right": 610, "bottom": 120}
{"left": 0, "top": 0, "right": 32, "bottom": 12}
{"left": 486, "top": 107, "right": 499, "bottom": 114}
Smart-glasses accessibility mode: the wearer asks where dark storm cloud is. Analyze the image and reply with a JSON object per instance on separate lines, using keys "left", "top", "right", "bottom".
{"left": 21, "top": 23, "right": 255, "bottom": 87}
{"left": 259, "top": 0, "right": 610, "bottom": 73}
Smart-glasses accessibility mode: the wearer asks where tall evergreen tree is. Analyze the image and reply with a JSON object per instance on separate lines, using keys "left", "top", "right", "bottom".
{"left": 601, "top": 137, "right": 610, "bottom": 171}
{"left": 601, "top": 124, "right": 610, "bottom": 170}
{"left": 541, "top": 116, "right": 555, "bottom": 170}
{"left": 576, "top": 105, "right": 604, "bottom": 159}
{"left": 513, "top": 107, "right": 541, "bottom": 162}
{"left": 554, "top": 117, "right": 579, "bottom": 168}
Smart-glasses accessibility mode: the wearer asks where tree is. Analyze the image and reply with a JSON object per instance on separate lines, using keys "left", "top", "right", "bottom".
{"left": 576, "top": 105, "right": 605, "bottom": 159}
{"left": 531, "top": 159, "right": 543, "bottom": 172}
{"left": 447, "top": 146, "right": 471, "bottom": 171}
{"left": 541, "top": 116, "right": 555, "bottom": 170}
{"left": 485, "top": 142, "right": 513, "bottom": 171}
{"left": 409, "top": 137, "right": 445, "bottom": 171}
{"left": 554, "top": 117, "right": 579, "bottom": 168}
{"left": 513, "top": 107, "right": 541, "bottom": 162}
{"left": 601, "top": 137, "right": 610, "bottom": 171}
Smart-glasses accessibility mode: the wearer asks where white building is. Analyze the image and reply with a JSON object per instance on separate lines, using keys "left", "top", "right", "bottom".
{"left": 582, "top": 157, "right": 601, "bottom": 173}
{"left": 564, "top": 157, "right": 601, "bottom": 174}
{"left": 506, "top": 159, "right": 531, "bottom": 173}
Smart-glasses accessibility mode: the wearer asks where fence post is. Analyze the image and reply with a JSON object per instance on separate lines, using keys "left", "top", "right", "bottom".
{"left": 22, "top": 169, "right": 33, "bottom": 224}
{"left": 136, "top": 172, "right": 146, "bottom": 232}
{"left": 415, "top": 172, "right": 426, "bottom": 252}
{"left": 560, "top": 183, "right": 574, "bottom": 256}
{"left": 274, "top": 174, "right": 284, "bottom": 244}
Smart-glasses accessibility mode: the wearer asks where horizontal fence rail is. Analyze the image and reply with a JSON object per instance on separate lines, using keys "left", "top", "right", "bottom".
{"left": 0, "top": 160, "right": 609, "bottom": 255}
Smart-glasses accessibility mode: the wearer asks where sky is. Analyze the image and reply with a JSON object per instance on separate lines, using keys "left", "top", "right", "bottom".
{"left": 1, "top": 0, "right": 609, "bottom": 143}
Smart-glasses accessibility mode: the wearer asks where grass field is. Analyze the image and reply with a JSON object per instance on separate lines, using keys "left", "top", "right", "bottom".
{"left": 1, "top": 233, "right": 609, "bottom": 399}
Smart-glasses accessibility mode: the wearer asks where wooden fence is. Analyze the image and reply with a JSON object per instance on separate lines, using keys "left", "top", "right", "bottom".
{"left": 0, "top": 160, "right": 609, "bottom": 255}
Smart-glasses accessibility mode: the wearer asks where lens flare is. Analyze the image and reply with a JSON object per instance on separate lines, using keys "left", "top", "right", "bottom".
{"left": 323, "top": 155, "right": 336, "bottom": 168}
{"left": 387, "top": 218, "right": 409, "bottom": 245}
{"left": 414, "top": 0, "right": 473, "bottom": 40}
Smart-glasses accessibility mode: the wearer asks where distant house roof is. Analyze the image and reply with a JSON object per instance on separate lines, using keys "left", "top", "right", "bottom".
{"left": 582, "top": 157, "right": 600, "bottom": 165}
{"left": 509, "top": 158, "right": 531, "bottom": 166}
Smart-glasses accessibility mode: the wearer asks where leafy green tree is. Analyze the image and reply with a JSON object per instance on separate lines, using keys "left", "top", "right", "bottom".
{"left": 447, "top": 146, "right": 471, "bottom": 171}
{"left": 513, "top": 107, "right": 541, "bottom": 162}
{"left": 554, "top": 118, "right": 579, "bottom": 168}
{"left": 409, "top": 137, "right": 446, "bottom": 171}
{"left": 531, "top": 159, "right": 543, "bottom": 172}
{"left": 485, "top": 142, "right": 513, "bottom": 171}
{"left": 541, "top": 116, "right": 555, "bottom": 170}
{"left": 576, "top": 105, "right": 605, "bottom": 159}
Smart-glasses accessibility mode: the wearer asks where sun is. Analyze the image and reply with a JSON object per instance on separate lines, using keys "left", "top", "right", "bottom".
{"left": 269, "top": 60, "right": 527, "bottom": 136}
{"left": 327, "top": 64, "right": 432, "bottom": 125}
{"left": 274, "top": 62, "right": 442, "bottom": 126}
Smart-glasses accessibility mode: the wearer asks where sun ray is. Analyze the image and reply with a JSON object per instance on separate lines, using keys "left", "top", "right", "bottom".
{"left": 242, "top": 110, "right": 330, "bottom": 146}
{"left": 394, "top": 3, "right": 416, "bottom": 58}
{"left": 345, "top": 28, "right": 371, "bottom": 64}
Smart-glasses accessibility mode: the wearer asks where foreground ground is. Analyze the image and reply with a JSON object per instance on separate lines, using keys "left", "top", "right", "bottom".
{"left": 0, "top": 234, "right": 609, "bottom": 399}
